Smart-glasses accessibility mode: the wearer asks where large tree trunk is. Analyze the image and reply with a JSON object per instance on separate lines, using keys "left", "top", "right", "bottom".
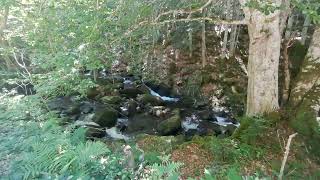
{"left": 289, "top": 27, "right": 320, "bottom": 107}
{"left": 238, "top": 0, "right": 289, "bottom": 116}
{"left": 244, "top": 10, "right": 282, "bottom": 116}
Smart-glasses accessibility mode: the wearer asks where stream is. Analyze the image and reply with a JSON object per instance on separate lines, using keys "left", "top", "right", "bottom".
{"left": 46, "top": 73, "right": 240, "bottom": 141}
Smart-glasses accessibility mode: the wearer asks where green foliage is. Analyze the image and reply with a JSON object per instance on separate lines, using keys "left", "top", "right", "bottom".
{"left": 233, "top": 116, "right": 275, "bottom": 145}
{"left": 292, "top": 0, "right": 320, "bottom": 24}
{"left": 8, "top": 120, "right": 131, "bottom": 179}
{"left": 144, "top": 152, "right": 163, "bottom": 165}
{"left": 290, "top": 102, "right": 320, "bottom": 161}
{"left": 148, "top": 155, "right": 182, "bottom": 180}
{"left": 246, "top": 0, "right": 282, "bottom": 15}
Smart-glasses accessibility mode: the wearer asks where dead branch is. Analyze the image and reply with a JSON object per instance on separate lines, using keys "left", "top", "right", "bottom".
{"left": 279, "top": 133, "right": 298, "bottom": 180}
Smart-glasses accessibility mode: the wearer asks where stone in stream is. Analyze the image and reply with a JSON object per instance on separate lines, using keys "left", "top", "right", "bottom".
{"left": 85, "top": 127, "right": 106, "bottom": 138}
{"left": 137, "top": 94, "right": 164, "bottom": 106}
{"left": 92, "top": 107, "right": 118, "bottom": 128}
{"left": 125, "top": 113, "right": 158, "bottom": 135}
{"left": 101, "top": 96, "right": 122, "bottom": 106}
{"left": 157, "top": 109, "right": 182, "bottom": 135}
{"left": 197, "top": 109, "right": 213, "bottom": 120}
{"left": 119, "top": 88, "right": 143, "bottom": 98}
{"left": 48, "top": 96, "right": 81, "bottom": 116}
{"left": 79, "top": 101, "right": 95, "bottom": 114}
{"left": 87, "top": 87, "right": 100, "bottom": 99}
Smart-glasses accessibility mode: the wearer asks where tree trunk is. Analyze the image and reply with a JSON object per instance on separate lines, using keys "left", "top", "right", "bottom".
{"left": 221, "top": 0, "right": 232, "bottom": 57}
{"left": 0, "top": 6, "right": 9, "bottom": 45}
{"left": 201, "top": 19, "right": 207, "bottom": 67}
{"left": 284, "top": 14, "right": 295, "bottom": 40}
{"left": 282, "top": 39, "right": 292, "bottom": 106}
{"left": 245, "top": 10, "right": 281, "bottom": 116}
{"left": 301, "top": 15, "right": 311, "bottom": 45}
{"left": 289, "top": 27, "right": 320, "bottom": 106}
{"left": 229, "top": 25, "right": 238, "bottom": 57}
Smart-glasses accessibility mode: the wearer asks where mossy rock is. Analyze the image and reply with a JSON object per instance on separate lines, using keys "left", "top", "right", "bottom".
{"left": 119, "top": 88, "right": 143, "bottom": 98}
{"left": 101, "top": 96, "right": 122, "bottom": 105}
{"left": 157, "top": 109, "right": 182, "bottom": 135}
{"left": 85, "top": 127, "right": 106, "bottom": 138}
{"left": 87, "top": 87, "right": 100, "bottom": 99}
{"left": 92, "top": 108, "right": 118, "bottom": 128}
{"left": 137, "top": 94, "right": 164, "bottom": 106}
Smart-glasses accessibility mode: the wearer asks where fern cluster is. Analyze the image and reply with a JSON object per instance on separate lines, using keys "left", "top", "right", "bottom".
{"left": 7, "top": 120, "right": 130, "bottom": 179}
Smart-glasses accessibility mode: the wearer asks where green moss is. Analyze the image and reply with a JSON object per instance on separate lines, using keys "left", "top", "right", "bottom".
{"left": 101, "top": 96, "right": 122, "bottom": 105}
{"left": 137, "top": 135, "right": 181, "bottom": 153}
{"left": 144, "top": 151, "right": 162, "bottom": 164}
{"left": 137, "top": 94, "right": 164, "bottom": 106}
{"left": 157, "top": 109, "right": 182, "bottom": 135}
{"left": 92, "top": 108, "right": 118, "bottom": 127}
{"left": 289, "top": 41, "right": 308, "bottom": 79}
{"left": 290, "top": 101, "right": 320, "bottom": 161}
{"left": 233, "top": 116, "right": 272, "bottom": 145}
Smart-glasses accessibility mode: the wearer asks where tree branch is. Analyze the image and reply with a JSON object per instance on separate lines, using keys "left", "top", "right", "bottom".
{"left": 279, "top": 133, "right": 298, "bottom": 180}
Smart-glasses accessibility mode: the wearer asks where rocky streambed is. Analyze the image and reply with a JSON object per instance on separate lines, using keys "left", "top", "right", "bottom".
{"left": 47, "top": 74, "right": 240, "bottom": 141}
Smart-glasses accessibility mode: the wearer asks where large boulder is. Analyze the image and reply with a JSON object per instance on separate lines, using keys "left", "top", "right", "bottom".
{"left": 48, "top": 96, "right": 81, "bottom": 116}
{"left": 119, "top": 88, "right": 143, "bottom": 98}
{"left": 92, "top": 108, "right": 118, "bottom": 128}
{"left": 137, "top": 94, "right": 164, "bottom": 106}
{"left": 87, "top": 87, "right": 100, "bottom": 99}
{"left": 158, "top": 109, "right": 182, "bottom": 135}
{"left": 101, "top": 96, "right": 122, "bottom": 105}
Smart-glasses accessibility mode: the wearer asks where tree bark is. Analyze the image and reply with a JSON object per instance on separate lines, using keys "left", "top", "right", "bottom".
{"left": 284, "top": 14, "right": 295, "bottom": 40}
{"left": 0, "top": 6, "right": 9, "bottom": 45}
{"left": 229, "top": 2, "right": 241, "bottom": 57}
{"left": 301, "top": 15, "right": 311, "bottom": 45}
{"left": 201, "top": 19, "right": 207, "bottom": 67}
{"left": 282, "top": 39, "right": 292, "bottom": 105}
{"left": 289, "top": 27, "right": 320, "bottom": 106}
{"left": 221, "top": 0, "right": 232, "bottom": 57}
{"left": 242, "top": 6, "right": 282, "bottom": 116}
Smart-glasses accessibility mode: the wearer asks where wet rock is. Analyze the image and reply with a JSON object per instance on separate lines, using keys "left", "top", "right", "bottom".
{"left": 137, "top": 94, "right": 164, "bottom": 106}
{"left": 194, "top": 100, "right": 209, "bottom": 109}
{"left": 92, "top": 108, "right": 118, "bottom": 128}
{"left": 101, "top": 96, "right": 122, "bottom": 105}
{"left": 119, "top": 88, "right": 143, "bottom": 98}
{"left": 125, "top": 113, "right": 158, "bottom": 134}
{"left": 116, "top": 118, "right": 129, "bottom": 131}
{"left": 87, "top": 87, "right": 100, "bottom": 99}
{"left": 79, "top": 102, "right": 95, "bottom": 114}
{"left": 150, "top": 106, "right": 169, "bottom": 117}
{"left": 120, "top": 99, "right": 138, "bottom": 117}
{"left": 197, "top": 110, "right": 212, "bottom": 120}
{"left": 127, "top": 99, "right": 138, "bottom": 116}
{"left": 138, "top": 84, "right": 152, "bottom": 94}
{"left": 123, "top": 79, "right": 135, "bottom": 89}
{"left": 85, "top": 127, "right": 106, "bottom": 138}
{"left": 106, "top": 127, "right": 129, "bottom": 140}
{"left": 74, "top": 120, "right": 100, "bottom": 127}
{"left": 198, "top": 121, "right": 222, "bottom": 136}
{"left": 158, "top": 109, "right": 182, "bottom": 135}
{"left": 48, "top": 96, "right": 81, "bottom": 116}
{"left": 144, "top": 82, "right": 173, "bottom": 97}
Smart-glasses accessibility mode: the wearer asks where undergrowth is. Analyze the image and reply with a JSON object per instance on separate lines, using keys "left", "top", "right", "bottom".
{"left": 0, "top": 93, "right": 182, "bottom": 179}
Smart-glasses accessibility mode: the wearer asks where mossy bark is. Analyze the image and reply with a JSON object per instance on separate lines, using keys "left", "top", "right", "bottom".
{"left": 289, "top": 27, "right": 320, "bottom": 108}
